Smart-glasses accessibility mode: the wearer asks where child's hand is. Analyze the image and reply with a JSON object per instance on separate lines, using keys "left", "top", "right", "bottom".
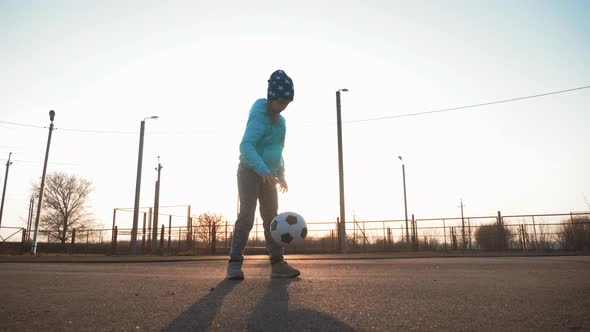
{"left": 278, "top": 177, "right": 288, "bottom": 193}
{"left": 262, "top": 173, "right": 278, "bottom": 186}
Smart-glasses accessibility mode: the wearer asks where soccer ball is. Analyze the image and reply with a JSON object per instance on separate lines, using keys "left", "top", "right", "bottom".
{"left": 270, "top": 212, "right": 307, "bottom": 247}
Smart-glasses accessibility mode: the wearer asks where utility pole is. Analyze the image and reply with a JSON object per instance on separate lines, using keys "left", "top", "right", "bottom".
{"left": 151, "top": 156, "right": 162, "bottom": 254}
{"left": 0, "top": 152, "right": 13, "bottom": 228}
{"left": 31, "top": 110, "right": 55, "bottom": 255}
{"left": 398, "top": 156, "right": 409, "bottom": 244}
{"left": 336, "top": 88, "right": 348, "bottom": 253}
{"left": 459, "top": 199, "right": 466, "bottom": 249}
{"left": 131, "top": 115, "right": 158, "bottom": 255}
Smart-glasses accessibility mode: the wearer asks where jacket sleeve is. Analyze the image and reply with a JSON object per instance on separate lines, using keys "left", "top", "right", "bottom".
{"left": 240, "top": 113, "right": 271, "bottom": 175}
{"left": 277, "top": 156, "right": 285, "bottom": 179}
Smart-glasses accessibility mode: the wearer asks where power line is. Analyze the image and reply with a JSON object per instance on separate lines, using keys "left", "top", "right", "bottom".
{"left": 0, "top": 159, "right": 78, "bottom": 166}
{"left": 58, "top": 128, "right": 135, "bottom": 135}
{"left": 0, "top": 120, "right": 45, "bottom": 129}
{"left": 0, "top": 120, "right": 135, "bottom": 134}
{"left": 1, "top": 85, "right": 589, "bottom": 133}
{"left": 345, "top": 85, "right": 590, "bottom": 124}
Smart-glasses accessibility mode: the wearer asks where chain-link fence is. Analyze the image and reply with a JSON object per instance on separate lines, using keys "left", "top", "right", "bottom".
{"left": 2, "top": 211, "right": 589, "bottom": 255}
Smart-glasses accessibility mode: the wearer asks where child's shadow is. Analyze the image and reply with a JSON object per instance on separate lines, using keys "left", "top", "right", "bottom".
{"left": 161, "top": 279, "right": 239, "bottom": 331}
{"left": 162, "top": 278, "right": 352, "bottom": 331}
{"left": 246, "top": 278, "right": 353, "bottom": 331}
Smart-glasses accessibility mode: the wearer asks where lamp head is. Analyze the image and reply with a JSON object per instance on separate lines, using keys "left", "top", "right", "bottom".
{"left": 49, "top": 110, "right": 55, "bottom": 122}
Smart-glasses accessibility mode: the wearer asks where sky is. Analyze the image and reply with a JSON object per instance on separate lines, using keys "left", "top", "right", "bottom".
{"left": 1, "top": 0, "right": 589, "bottom": 233}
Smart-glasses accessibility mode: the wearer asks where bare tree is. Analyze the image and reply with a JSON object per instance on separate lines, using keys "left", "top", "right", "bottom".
{"left": 32, "top": 172, "right": 95, "bottom": 244}
{"left": 194, "top": 212, "right": 225, "bottom": 245}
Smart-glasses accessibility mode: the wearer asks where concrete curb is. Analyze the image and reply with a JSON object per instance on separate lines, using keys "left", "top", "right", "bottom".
{"left": 1, "top": 252, "right": 586, "bottom": 264}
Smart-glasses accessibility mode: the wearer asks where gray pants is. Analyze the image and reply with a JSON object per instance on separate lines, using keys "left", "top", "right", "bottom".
{"left": 229, "top": 163, "right": 284, "bottom": 264}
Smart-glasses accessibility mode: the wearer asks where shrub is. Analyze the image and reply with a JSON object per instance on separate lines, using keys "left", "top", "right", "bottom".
{"left": 556, "top": 216, "right": 590, "bottom": 251}
{"left": 474, "top": 223, "right": 513, "bottom": 250}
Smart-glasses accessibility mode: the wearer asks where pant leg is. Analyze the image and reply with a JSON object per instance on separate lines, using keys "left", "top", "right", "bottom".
{"left": 229, "top": 164, "right": 259, "bottom": 263}
{"left": 259, "top": 176, "right": 284, "bottom": 264}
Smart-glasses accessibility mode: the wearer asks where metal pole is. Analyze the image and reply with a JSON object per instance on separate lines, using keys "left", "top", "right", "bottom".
{"left": 131, "top": 120, "right": 146, "bottom": 255}
{"left": 141, "top": 212, "right": 146, "bottom": 251}
{"left": 31, "top": 110, "right": 55, "bottom": 255}
{"left": 400, "top": 157, "right": 409, "bottom": 244}
{"left": 460, "top": 199, "right": 466, "bottom": 249}
{"left": 111, "top": 209, "right": 116, "bottom": 245}
{"left": 168, "top": 215, "right": 171, "bottom": 249}
{"left": 336, "top": 89, "right": 348, "bottom": 253}
{"left": 26, "top": 197, "right": 34, "bottom": 241}
{"left": 443, "top": 219, "right": 447, "bottom": 251}
{"left": 532, "top": 216, "right": 538, "bottom": 250}
{"left": 497, "top": 211, "right": 503, "bottom": 251}
{"left": 0, "top": 152, "right": 13, "bottom": 227}
{"left": 151, "top": 157, "right": 162, "bottom": 254}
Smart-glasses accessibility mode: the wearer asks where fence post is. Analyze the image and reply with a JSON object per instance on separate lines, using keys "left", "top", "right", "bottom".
{"left": 362, "top": 221, "right": 366, "bottom": 253}
{"left": 468, "top": 218, "right": 472, "bottom": 250}
{"left": 141, "top": 212, "right": 146, "bottom": 252}
{"left": 210, "top": 223, "right": 216, "bottom": 255}
{"left": 71, "top": 228, "right": 76, "bottom": 254}
{"left": 532, "top": 216, "right": 538, "bottom": 250}
{"left": 570, "top": 212, "right": 577, "bottom": 250}
{"left": 159, "top": 224, "right": 165, "bottom": 250}
{"left": 497, "top": 211, "right": 503, "bottom": 251}
{"left": 147, "top": 208, "right": 152, "bottom": 252}
{"left": 385, "top": 226, "right": 393, "bottom": 249}
{"left": 412, "top": 214, "right": 417, "bottom": 250}
{"left": 21, "top": 228, "right": 27, "bottom": 253}
{"left": 111, "top": 209, "right": 116, "bottom": 246}
{"left": 188, "top": 217, "right": 193, "bottom": 250}
{"left": 187, "top": 205, "right": 191, "bottom": 246}
{"left": 112, "top": 226, "right": 118, "bottom": 254}
{"left": 168, "top": 216, "right": 172, "bottom": 250}
{"left": 518, "top": 224, "right": 525, "bottom": 252}
{"left": 443, "top": 219, "right": 447, "bottom": 251}
{"left": 382, "top": 222, "right": 387, "bottom": 250}
{"left": 523, "top": 224, "right": 529, "bottom": 253}
{"left": 336, "top": 217, "right": 341, "bottom": 253}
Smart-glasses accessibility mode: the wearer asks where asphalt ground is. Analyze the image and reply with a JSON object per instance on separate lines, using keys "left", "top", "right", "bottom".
{"left": 1, "top": 255, "right": 589, "bottom": 331}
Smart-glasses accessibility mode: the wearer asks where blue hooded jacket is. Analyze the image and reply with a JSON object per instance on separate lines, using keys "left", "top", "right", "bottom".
{"left": 239, "top": 99, "right": 286, "bottom": 177}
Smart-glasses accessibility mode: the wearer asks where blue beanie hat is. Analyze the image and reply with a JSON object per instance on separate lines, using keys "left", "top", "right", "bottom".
{"left": 267, "top": 70, "right": 294, "bottom": 101}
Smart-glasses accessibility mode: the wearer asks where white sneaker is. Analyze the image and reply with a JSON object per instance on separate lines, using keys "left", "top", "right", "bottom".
{"left": 226, "top": 261, "right": 244, "bottom": 280}
{"left": 271, "top": 261, "right": 300, "bottom": 278}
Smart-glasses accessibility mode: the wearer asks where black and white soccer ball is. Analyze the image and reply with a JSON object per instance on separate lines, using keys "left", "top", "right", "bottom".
{"left": 270, "top": 212, "right": 307, "bottom": 247}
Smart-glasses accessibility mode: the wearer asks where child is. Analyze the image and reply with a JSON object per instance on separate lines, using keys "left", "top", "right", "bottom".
{"left": 227, "top": 70, "right": 300, "bottom": 280}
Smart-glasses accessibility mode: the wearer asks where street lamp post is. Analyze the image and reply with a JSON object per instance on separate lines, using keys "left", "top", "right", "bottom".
{"left": 130, "top": 116, "right": 158, "bottom": 255}
{"left": 336, "top": 88, "right": 348, "bottom": 253}
{"left": 398, "top": 156, "right": 409, "bottom": 244}
{"left": 31, "top": 110, "right": 55, "bottom": 255}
